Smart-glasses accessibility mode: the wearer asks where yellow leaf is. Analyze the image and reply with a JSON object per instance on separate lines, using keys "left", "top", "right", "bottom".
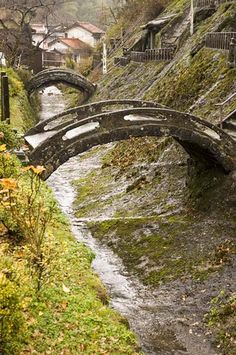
{"left": 0, "top": 144, "right": 6, "bottom": 152}
{"left": 22, "top": 166, "right": 32, "bottom": 172}
{"left": 31, "top": 165, "right": 46, "bottom": 175}
{"left": 3, "top": 152, "right": 10, "bottom": 160}
{"left": 0, "top": 178, "right": 17, "bottom": 190}
{"left": 22, "top": 165, "right": 46, "bottom": 175}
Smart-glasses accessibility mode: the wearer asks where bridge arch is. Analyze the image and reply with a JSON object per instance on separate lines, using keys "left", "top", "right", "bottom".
{"left": 25, "top": 99, "right": 164, "bottom": 136}
{"left": 27, "top": 68, "right": 96, "bottom": 100}
{"left": 26, "top": 107, "right": 236, "bottom": 179}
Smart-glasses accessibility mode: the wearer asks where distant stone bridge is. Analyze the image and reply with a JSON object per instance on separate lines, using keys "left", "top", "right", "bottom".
{"left": 27, "top": 68, "right": 96, "bottom": 100}
{"left": 24, "top": 100, "right": 236, "bottom": 179}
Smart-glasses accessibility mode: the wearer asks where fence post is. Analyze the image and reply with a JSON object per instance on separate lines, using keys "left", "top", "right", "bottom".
{"left": 1, "top": 71, "right": 6, "bottom": 121}
{"left": 1, "top": 72, "right": 10, "bottom": 123}
{"left": 228, "top": 38, "right": 236, "bottom": 67}
{"left": 190, "top": 0, "right": 194, "bottom": 35}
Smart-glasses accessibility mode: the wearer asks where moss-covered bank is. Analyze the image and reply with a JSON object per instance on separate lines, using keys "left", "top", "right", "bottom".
{"left": 0, "top": 69, "right": 140, "bottom": 354}
{"left": 0, "top": 67, "right": 39, "bottom": 131}
{"left": 91, "top": 2, "right": 236, "bottom": 123}
{"left": 73, "top": 0, "right": 236, "bottom": 350}
{"left": 72, "top": 139, "right": 236, "bottom": 354}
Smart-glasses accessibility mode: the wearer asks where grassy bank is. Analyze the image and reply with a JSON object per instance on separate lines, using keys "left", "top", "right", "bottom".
{"left": 0, "top": 67, "right": 38, "bottom": 131}
{"left": 0, "top": 69, "right": 140, "bottom": 354}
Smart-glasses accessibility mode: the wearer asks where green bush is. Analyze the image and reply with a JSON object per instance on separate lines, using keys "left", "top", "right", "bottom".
{"left": 16, "top": 67, "right": 32, "bottom": 89}
{"left": 5, "top": 68, "right": 24, "bottom": 97}
{"left": 65, "top": 56, "right": 76, "bottom": 70}
{"left": 0, "top": 250, "right": 27, "bottom": 354}
{"left": 0, "top": 152, "right": 21, "bottom": 178}
{"left": 0, "top": 123, "right": 19, "bottom": 149}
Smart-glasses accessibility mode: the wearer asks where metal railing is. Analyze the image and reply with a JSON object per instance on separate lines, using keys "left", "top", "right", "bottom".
{"left": 195, "top": 0, "right": 215, "bottom": 7}
{"left": 205, "top": 32, "right": 236, "bottom": 50}
{"left": 130, "top": 48, "right": 174, "bottom": 63}
{"left": 43, "top": 60, "right": 65, "bottom": 68}
{"left": 215, "top": 92, "right": 236, "bottom": 127}
{"left": 195, "top": 0, "right": 234, "bottom": 7}
{"left": 130, "top": 51, "right": 146, "bottom": 62}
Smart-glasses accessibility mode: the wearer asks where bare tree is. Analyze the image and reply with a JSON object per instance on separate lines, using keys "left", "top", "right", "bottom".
{"left": 0, "top": 0, "right": 63, "bottom": 66}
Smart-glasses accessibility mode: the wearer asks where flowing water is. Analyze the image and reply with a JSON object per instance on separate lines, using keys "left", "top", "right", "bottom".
{"left": 40, "top": 87, "right": 218, "bottom": 355}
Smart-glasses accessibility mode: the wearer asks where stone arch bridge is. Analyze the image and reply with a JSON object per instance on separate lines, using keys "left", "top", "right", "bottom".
{"left": 24, "top": 100, "right": 236, "bottom": 179}
{"left": 27, "top": 68, "right": 96, "bottom": 100}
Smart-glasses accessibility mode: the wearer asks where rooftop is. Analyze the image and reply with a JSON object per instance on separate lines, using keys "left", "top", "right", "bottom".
{"left": 48, "top": 37, "right": 92, "bottom": 50}
{"left": 67, "top": 21, "right": 105, "bottom": 34}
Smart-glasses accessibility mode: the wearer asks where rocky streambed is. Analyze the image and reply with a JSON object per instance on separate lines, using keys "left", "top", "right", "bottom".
{"left": 41, "top": 87, "right": 235, "bottom": 355}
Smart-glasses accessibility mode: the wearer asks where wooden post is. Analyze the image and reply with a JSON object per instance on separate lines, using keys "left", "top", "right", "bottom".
{"left": 1, "top": 73, "right": 10, "bottom": 122}
{"left": 228, "top": 38, "right": 236, "bottom": 67}
{"left": 150, "top": 31, "right": 155, "bottom": 50}
{"left": 219, "top": 105, "right": 223, "bottom": 129}
{"left": 190, "top": 0, "right": 194, "bottom": 36}
{"left": 102, "top": 42, "right": 107, "bottom": 74}
{"left": 1, "top": 71, "right": 6, "bottom": 121}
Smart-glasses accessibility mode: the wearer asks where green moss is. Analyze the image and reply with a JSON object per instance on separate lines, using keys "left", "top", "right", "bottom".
{"left": 73, "top": 170, "right": 112, "bottom": 208}
{"left": 144, "top": 48, "right": 230, "bottom": 111}
{"left": 0, "top": 122, "right": 19, "bottom": 149}
{"left": 24, "top": 222, "right": 140, "bottom": 354}
{"left": 0, "top": 68, "right": 37, "bottom": 132}
{"left": 187, "top": 167, "right": 226, "bottom": 210}
{"left": 206, "top": 291, "right": 236, "bottom": 355}
{"left": 102, "top": 137, "right": 171, "bottom": 169}
{"left": 0, "top": 149, "right": 140, "bottom": 354}
{"left": 192, "top": 67, "right": 236, "bottom": 121}
{"left": 88, "top": 211, "right": 236, "bottom": 287}
{"left": 163, "top": 0, "right": 189, "bottom": 14}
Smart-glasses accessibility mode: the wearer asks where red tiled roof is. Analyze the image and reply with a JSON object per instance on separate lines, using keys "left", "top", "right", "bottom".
{"left": 68, "top": 21, "right": 105, "bottom": 34}
{"left": 60, "top": 38, "right": 91, "bottom": 49}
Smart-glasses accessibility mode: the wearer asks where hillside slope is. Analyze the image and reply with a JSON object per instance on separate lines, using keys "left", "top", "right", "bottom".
{"left": 93, "top": 1, "right": 236, "bottom": 122}
{"left": 73, "top": 1, "right": 236, "bottom": 354}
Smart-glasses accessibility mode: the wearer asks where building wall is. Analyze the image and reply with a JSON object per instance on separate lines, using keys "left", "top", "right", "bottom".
{"left": 32, "top": 34, "right": 45, "bottom": 47}
{"left": 66, "top": 27, "right": 96, "bottom": 47}
{"left": 48, "top": 41, "right": 68, "bottom": 52}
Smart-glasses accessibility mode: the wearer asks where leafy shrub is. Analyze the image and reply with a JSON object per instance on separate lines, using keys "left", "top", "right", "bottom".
{"left": 65, "top": 56, "right": 76, "bottom": 70}
{"left": 77, "top": 57, "right": 93, "bottom": 76}
{"left": 0, "top": 151, "right": 21, "bottom": 178}
{"left": 16, "top": 67, "right": 32, "bottom": 89}
{"left": 5, "top": 68, "right": 24, "bottom": 97}
{"left": 0, "top": 166, "right": 56, "bottom": 291}
{"left": 0, "top": 248, "right": 27, "bottom": 354}
{"left": 0, "top": 123, "right": 19, "bottom": 149}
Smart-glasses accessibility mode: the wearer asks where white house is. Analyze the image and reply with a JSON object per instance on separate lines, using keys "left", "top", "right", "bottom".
{"left": 31, "top": 23, "right": 65, "bottom": 50}
{"left": 47, "top": 37, "right": 92, "bottom": 63}
{"left": 65, "top": 22, "right": 105, "bottom": 48}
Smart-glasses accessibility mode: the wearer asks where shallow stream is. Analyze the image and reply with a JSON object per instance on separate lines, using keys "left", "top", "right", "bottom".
{"left": 40, "top": 86, "right": 218, "bottom": 355}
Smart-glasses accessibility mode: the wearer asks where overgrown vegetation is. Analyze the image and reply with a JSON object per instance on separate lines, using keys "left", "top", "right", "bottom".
{"left": 0, "top": 246, "right": 28, "bottom": 354}
{"left": 206, "top": 291, "right": 236, "bottom": 355}
{"left": 0, "top": 72, "right": 140, "bottom": 353}
{"left": 0, "top": 68, "right": 37, "bottom": 131}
